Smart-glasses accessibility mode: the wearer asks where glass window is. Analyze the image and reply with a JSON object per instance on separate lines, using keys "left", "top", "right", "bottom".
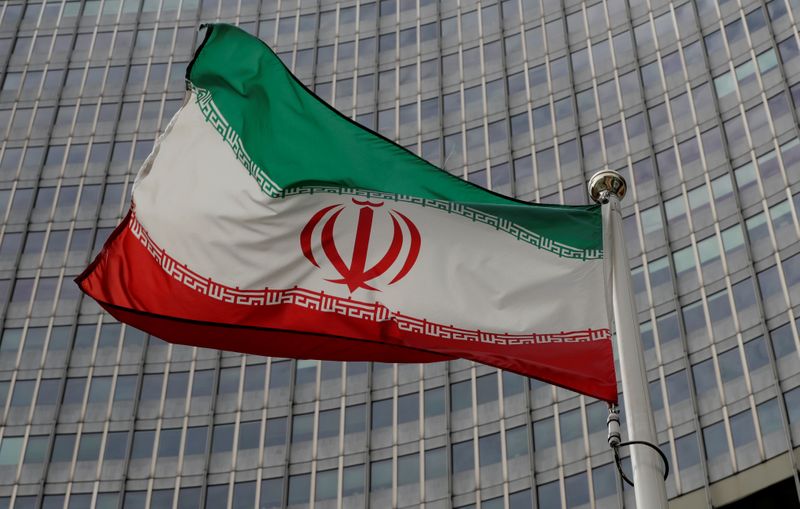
{"left": 657, "top": 312, "right": 680, "bottom": 345}
{"left": 736, "top": 60, "right": 756, "bottom": 86}
{"left": 723, "top": 115, "right": 746, "bottom": 149}
{"left": 182, "top": 428, "right": 206, "bottom": 458}
{"left": 502, "top": 371, "right": 524, "bottom": 397}
{"left": 642, "top": 63, "right": 663, "bottom": 96}
{"left": 559, "top": 408, "right": 582, "bottom": 442}
{"left": 703, "top": 421, "right": 729, "bottom": 460}
{"left": 592, "top": 463, "right": 616, "bottom": 500}
{"left": 88, "top": 376, "right": 112, "bottom": 403}
{"left": 165, "top": 371, "right": 188, "bottom": 399}
{"left": 130, "top": 430, "right": 154, "bottom": 459}
{"left": 582, "top": 401, "right": 605, "bottom": 434}
{"left": 206, "top": 485, "right": 228, "bottom": 508}
{"left": 190, "top": 369, "right": 213, "bottom": 397}
{"left": 758, "top": 48, "right": 778, "bottom": 74}
{"left": 592, "top": 39, "right": 613, "bottom": 76}
{"left": 785, "top": 387, "right": 800, "bottom": 424}
{"left": 778, "top": 36, "right": 800, "bottom": 66}
{"left": 294, "top": 359, "right": 316, "bottom": 384}
{"left": 757, "top": 398, "right": 782, "bottom": 436}
{"left": 315, "top": 469, "right": 337, "bottom": 500}
{"left": 95, "top": 493, "right": 118, "bottom": 509}
{"left": 647, "top": 256, "right": 672, "bottom": 301}
{"left": 0, "top": 437, "right": 22, "bottom": 465}
{"left": 370, "top": 458, "right": 392, "bottom": 490}
{"left": 51, "top": 434, "right": 75, "bottom": 462}
{"left": 484, "top": 495, "right": 504, "bottom": 509}
{"left": 371, "top": 399, "right": 392, "bottom": 428}
{"left": 639, "top": 205, "right": 662, "bottom": 239}
{"left": 450, "top": 380, "right": 471, "bottom": 412}
{"left": 744, "top": 337, "right": 769, "bottom": 371}
{"left": 746, "top": 6, "right": 767, "bottom": 32}
{"left": 692, "top": 359, "right": 717, "bottom": 396}
{"left": 237, "top": 420, "right": 260, "bottom": 450}
{"left": 287, "top": 474, "right": 310, "bottom": 505}
{"left": 10, "top": 279, "right": 33, "bottom": 305}
{"left": 688, "top": 183, "right": 711, "bottom": 218}
{"left": 218, "top": 367, "right": 239, "bottom": 394}
{"left": 104, "top": 431, "right": 127, "bottom": 460}
{"left": 666, "top": 371, "right": 689, "bottom": 405}
{"left": 576, "top": 89, "right": 595, "bottom": 119}
{"left": 475, "top": 373, "right": 497, "bottom": 405}
{"left": 0, "top": 328, "right": 22, "bottom": 352}
{"left": 707, "top": 290, "right": 733, "bottom": 337}
{"left": 269, "top": 361, "right": 290, "bottom": 388}
{"left": 123, "top": 492, "right": 146, "bottom": 509}
{"left": 11, "top": 380, "right": 35, "bottom": 407}
{"left": 564, "top": 472, "right": 589, "bottom": 507}
{"left": 176, "top": 487, "right": 202, "bottom": 509}
{"left": 452, "top": 439, "right": 474, "bottom": 473}
{"left": 318, "top": 408, "right": 339, "bottom": 438}
{"left": 537, "top": 480, "right": 561, "bottom": 507}
{"left": 137, "top": 374, "right": 163, "bottom": 404}
{"left": 34, "top": 378, "right": 61, "bottom": 408}
{"left": 718, "top": 348, "right": 743, "bottom": 383}
{"left": 425, "top": 447, "right": 446, "bottom": 479}
{"left": 23, "top": 436, "right": 48, "bottom": 464}
{"left": 673, "top": 246, "right": 696, "bottom": 280}
{"left": 62, "top": 377, "right": 86, "bottom": 405}
{"left": 20, "top": 340, "right": 47, "bottom": 366}
{"left": 397, "top": 453, "right": 419, "bottom": 485}
{"left": 76, "top": 433, "right": 102, "bottom": 461}
{"left": 291, "top": 414, "right": 313, "bottom": 442}
{"left": 243, "top": 363, "right": 265, "bottom": 392}
{"left": 344, "top": 404, "right": 366, "bottom": 434}
{"left": 478, "top": 433, "right": 502, "bottom": 466}
{"left": 649, "top": 380, "right": 664, "bottom": 411}
{"left": 676, "top": 433, "right": 700, "bottom": 470}
{"left": 319, "top": 361, "right": 341, "bottom": 381}
{"left": 505, "top": 425, "right": 528, "bottom": 459}
{"left": 97, "top": 323, "right": 120, "bottom": 349}
{"left": 614, "top": 31, "right": 635, "bottom": 66}
{"left": 730, "top": 410, "right": 756, "bottom": 447}
{"left": 342, "top": 464, "right": 364, "bottom": 496}
{"left": 758, "top": 265, "right": 783, "bottom": 307}
{"left": 545, "top": 19, "right": 565, "bottom": 50}
{"left": 721, "top": 224, "right": 745, "bottom": 260}
{"left": 770, "top": 323, "right": 796, "bottom": 358}
{"left": 664, "top": 195, "right": 686, "bottom": 227}
{"left": 533, "top": 417, "right": 556, "bottom": 449}
{"left": 698, "top": 236, "right": 721, "bottom": 271}
{"left": 113, "top": 375, "right": 137, "bottom": 401}
{"left": 681, "top": 303, "right": 706, "bottom": 346}
{"left": 147, "top": 489, "right": 171, "bottom": 509}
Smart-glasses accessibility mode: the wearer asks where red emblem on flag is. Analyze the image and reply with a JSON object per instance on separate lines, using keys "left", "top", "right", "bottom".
{"left": 300, "top": 199, "right": 421, "bottom": 292}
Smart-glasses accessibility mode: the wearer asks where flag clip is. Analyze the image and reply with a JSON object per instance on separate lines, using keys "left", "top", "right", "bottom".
{"left": 607, "top": 406, "right": 621, "bottom": 448}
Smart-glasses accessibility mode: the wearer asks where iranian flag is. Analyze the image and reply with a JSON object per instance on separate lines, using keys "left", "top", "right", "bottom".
{"left": 77, "top": 24, "right": 617, "bottom": 402}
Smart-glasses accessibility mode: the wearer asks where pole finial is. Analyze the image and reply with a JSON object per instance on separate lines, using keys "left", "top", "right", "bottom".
{"left": 588, "top": 170, "right": 627, "bottom": 204}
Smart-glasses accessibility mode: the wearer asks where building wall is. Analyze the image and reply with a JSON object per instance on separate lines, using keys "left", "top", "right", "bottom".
{"left": 0, "top": 0, "right": 799, "bottom": 507}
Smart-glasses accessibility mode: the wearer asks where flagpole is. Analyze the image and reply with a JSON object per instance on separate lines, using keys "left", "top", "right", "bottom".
{"left": 589, "top": 170, "right": 669, "bottom": 508}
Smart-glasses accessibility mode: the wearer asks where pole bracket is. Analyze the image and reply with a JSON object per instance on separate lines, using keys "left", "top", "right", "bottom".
{"left": 607, "top": 405, "right": 670, "bottom": 486}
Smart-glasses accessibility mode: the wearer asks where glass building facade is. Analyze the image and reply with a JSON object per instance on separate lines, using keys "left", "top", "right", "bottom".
{"left": 0, "top": 0, "right": 799, "bottom": 507}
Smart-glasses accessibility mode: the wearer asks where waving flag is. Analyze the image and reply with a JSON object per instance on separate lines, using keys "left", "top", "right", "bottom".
{"left": 77, "top": 24, "right": 617, "bottom": 402}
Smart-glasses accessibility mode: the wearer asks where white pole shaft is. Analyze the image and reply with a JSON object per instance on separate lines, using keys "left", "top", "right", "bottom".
{"left": 608, "top": 195, "right": 669, "bottom": 508}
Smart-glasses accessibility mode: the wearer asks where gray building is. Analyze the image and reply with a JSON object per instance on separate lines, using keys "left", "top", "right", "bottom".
{"left": 0, "top": 0, "right": 798, "bottom": 507}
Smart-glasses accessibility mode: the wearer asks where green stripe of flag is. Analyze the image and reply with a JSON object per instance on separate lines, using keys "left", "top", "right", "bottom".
{"left": 186, "top": 23, "right": 602, "bottom": 253}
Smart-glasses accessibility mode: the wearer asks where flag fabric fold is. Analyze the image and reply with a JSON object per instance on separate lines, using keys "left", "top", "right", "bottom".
{"left": 77, "top": 23, "right": 618, "bottom": 402}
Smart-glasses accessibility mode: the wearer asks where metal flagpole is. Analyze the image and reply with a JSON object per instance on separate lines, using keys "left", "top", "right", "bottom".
{"left": 589, "top": 170, "right": 669, "bottom": 508}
